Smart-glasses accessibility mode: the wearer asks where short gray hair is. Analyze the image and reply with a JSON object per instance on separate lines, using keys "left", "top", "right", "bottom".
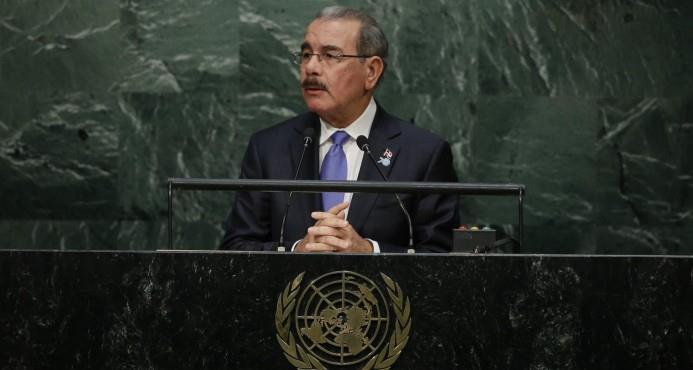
{"left": 314, "top": 6, "right": 389, "bottom": 77}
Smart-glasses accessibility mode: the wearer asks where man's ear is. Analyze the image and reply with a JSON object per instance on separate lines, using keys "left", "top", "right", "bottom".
{"left": 364, "top": 56, "right": 384, "bottom": 90}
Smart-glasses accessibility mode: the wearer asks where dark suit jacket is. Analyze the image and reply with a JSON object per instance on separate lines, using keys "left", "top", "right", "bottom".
{"left": 220, "top": 105, "right": 459, "bottom": 253}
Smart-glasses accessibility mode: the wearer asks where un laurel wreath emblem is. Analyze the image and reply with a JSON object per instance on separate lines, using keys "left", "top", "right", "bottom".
{"left": 275, "top": 271, "right": 411, "bottom": 370}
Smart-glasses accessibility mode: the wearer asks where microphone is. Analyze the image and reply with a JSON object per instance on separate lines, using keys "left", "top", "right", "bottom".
{"left": 356, "top": 135, "right": 414, "bottom": 252}
{"left": 277, "top": 127, "right": 315, "bottom": 251}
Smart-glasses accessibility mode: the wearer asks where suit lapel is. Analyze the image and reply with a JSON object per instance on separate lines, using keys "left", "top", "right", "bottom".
{"left": 347, "top": 106, "right": 401, "bottom": 233}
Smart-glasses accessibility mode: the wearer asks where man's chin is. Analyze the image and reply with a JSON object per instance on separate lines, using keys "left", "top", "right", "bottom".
{"left": 303, "top": 97, "right": 332, "bottom": 115}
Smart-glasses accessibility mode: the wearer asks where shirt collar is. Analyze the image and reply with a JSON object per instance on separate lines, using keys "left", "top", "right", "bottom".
{"left": 319, "top": 97, "right": 377, "bottom": 145}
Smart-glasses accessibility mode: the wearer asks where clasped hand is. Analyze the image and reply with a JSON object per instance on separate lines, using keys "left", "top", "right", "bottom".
{"left": 294, "top": 202, "right": 373, "bottom": 253}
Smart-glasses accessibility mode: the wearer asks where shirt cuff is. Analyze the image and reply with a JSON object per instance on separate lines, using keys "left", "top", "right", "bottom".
{"left": 292, "top": 239, "right": 380, "bottom": 253}
{"left": 367, "top": 239, "right": 380, "bottom": 253}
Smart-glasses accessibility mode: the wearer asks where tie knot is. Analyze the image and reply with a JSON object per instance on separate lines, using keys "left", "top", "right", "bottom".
{"left": 331, "top": 131, "right": 349, "bottom": 145}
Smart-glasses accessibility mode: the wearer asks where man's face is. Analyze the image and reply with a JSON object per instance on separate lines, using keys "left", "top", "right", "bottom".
{"left": 300, "top": 19, "right": 374, "bottom": 127}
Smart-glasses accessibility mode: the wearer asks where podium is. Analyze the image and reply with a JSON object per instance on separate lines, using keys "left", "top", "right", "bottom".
{"left": 2, "top": 250, "right": 692, "bottom": 369}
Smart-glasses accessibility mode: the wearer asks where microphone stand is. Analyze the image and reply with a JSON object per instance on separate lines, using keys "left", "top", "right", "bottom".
{"left": 357, "top": 137, "right": 415, "bottom": 253}
{"left": 277, "top": 132, "right": 313, "bottom": 251}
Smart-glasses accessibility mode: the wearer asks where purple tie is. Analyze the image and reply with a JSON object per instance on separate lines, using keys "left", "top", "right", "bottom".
{"left": 321, "top": 131, "right": 349, "bottom": 211}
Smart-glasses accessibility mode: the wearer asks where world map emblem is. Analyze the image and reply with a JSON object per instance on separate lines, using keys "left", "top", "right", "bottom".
{"left": 275, "top": 271, "right": 411, "bottom": 370}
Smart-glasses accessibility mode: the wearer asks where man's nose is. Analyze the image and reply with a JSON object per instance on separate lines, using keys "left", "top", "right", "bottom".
{"left": 303, "top": 54, "right": 322, "bottom": 75}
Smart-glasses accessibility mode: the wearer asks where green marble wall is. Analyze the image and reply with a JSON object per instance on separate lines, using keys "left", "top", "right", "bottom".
{"left": 1, "top": 0, "right": 691, "bottom": 253}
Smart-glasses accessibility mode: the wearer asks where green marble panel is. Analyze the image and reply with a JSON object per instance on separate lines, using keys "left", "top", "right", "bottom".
{"left": 237, "top": 0, "right": 311, "bottom": 141}
{"left": 374, "top": 93, "right": 475, "bottom": 177}
{"left": 0, "top": 217, "right": 193, "bottom": 252}
{"left": 595, "top": 98, "right": 693, "bottom": 254}
{"left": 0, "top": 220, "right": 121, "bottom": 250}
{"left": 0, "top": 1, "right": 124, "bottom": 220}
{"left": 478, "top": 0, "right": 693, "bottom": 96}
{"left": 118, "top": 0, "right": 238, "bottom": 93}
{"left": 0, "top": 218, "right": 223, "bottom": 250}
{"left": 0, "top": 0, "right": 123, "bottom": 96}
{"left": 113, "top": 0, "right": 240, "bottom": 249}
{"left": 0, "top": 0, "right": 692, "bottom": 252}
{"left": 115, "top": 218, "right": 224, "bottom": 250}
{"left": 473, "top": 97, "right": 598, "bottom": 252}
{"left": 115, "top": 89, "right": 239, "bottom": 249}
{"left": 351, "top": 0, "right": 478, "bottom": 96}
{"left": 0, "top": 92, "right": 121, "bottom": 219}
{"left": 595, "top": 225, "right": 690, "bottom": 255}
{"left": 118, "top": 91, "right": 238, "bottom": 204}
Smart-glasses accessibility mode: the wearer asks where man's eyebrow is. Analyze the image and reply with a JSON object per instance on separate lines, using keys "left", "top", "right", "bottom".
{"left": 300, "top": 42, "right": 343, "bottom": 52}
{"left": 321, "top": 45, "right": 342, "bottom": 52}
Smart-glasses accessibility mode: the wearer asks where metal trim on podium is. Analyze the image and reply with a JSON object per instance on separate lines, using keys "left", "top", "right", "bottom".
{"left": 166, "top": 178, "right": 525, "bottom": 251}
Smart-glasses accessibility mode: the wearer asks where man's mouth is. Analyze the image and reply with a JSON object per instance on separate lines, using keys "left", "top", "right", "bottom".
{"left": 302, "top": 79, "right": 327, "bottom": 92}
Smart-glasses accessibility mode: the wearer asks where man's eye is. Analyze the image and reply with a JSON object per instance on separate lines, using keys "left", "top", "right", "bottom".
{"left": 325, "top": 52, "right": 341, "bottom": 60}
{"left": 301, "top": 52, "right": 312, "bottom": 59}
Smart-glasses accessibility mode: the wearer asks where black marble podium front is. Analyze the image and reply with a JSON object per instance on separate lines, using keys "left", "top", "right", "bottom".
{"left": 1, "top": 251, "right": 692, "bottom": 369}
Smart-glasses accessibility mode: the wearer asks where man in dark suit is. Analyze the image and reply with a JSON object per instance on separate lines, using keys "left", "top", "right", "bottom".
{"left": 221, "top": 6, "right": 458, "bottom": 253}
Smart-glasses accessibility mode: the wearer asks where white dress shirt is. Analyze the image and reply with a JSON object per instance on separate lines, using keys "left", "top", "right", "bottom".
{"left": 318, "top": 98, "right": 376, "bottom": 207}
{"left": 294, "top": 97, "right": 381, "bottom": 253}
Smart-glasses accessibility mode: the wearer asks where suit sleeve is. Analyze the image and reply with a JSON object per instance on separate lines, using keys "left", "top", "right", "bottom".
{"left": 378, "top": 139, "right": 459, "bottom": 253}
{"left": 219, "top": 135, "right": 277, "bottom": 251}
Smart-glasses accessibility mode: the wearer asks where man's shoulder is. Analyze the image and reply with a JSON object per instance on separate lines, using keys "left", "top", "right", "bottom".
{"left": 251, "top": 111, "right": 317, "bottom": 142}
{"left": 376, "top": 107, "right": 447, "bottom": 145}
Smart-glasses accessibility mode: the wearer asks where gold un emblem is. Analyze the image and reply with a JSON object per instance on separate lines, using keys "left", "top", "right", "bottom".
{"left": 275, "top": 271, "right": 411, "bottom": 370}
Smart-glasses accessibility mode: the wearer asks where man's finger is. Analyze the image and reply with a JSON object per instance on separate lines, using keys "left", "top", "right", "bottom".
{"left": 311, "top": 211, "right": 339, "bottom": 220}
{"left": 320, "top": 217, "right": 349, "bottom": 228}
{"left": 311, "top": 202, "right": 349, "bottom": 225}
{"left": 308, "top": 225, "right": 345, "bottom": 237}
{"left": 315, "top": 235, "right": 350, "bottom": 249}
{"left": 311, "top": 212, "right": 349, "bottom": 225}
{"left": 327, "top": 201, "right": 349, "bottom": 215}
{"left": 302, "top": 242, "right": 337, "bottom": 252}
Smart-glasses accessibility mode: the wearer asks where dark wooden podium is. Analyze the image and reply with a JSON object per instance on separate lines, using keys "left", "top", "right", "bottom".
{"left": 1, "top": 250, "right": 692, "bottom": 369}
